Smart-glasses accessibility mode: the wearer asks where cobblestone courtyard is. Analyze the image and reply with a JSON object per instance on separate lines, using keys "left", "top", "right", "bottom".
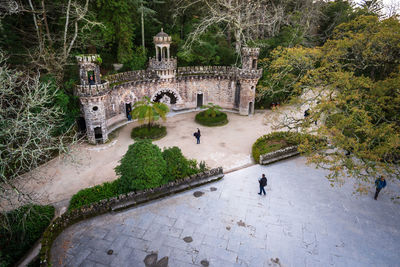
{"left": 52, "top": 157, "right": 400, "bottom": 267}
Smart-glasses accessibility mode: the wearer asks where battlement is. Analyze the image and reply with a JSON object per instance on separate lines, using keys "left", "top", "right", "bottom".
{"left": 237, "top": 68, "right": 263, "bottom": 79}
{"left": 242, "top": 47, "right": 260, "bottom": 56}
{"left": 104, "top": 70, "right": 158, "bottom": 85}
{"left": 177, "top": 66, "right": 237, "bottom": 77}
{"left": 76, "top": 81, "right": 110, "bottom": 97}
{"left": 76, "top": 54, "right": 101, "bottom": 64}
{"left": 148, "top": 57, "right": 177, "bottom": 70}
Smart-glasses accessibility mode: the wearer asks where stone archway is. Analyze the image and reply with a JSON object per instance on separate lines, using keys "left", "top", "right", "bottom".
{"left": 151, "top": 88, "right": 183, "bottom": 106}
{"left": 120, "top": 91, "right": 137, "bottom": 118}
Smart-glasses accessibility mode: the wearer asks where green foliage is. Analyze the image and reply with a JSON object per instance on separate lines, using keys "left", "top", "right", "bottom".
{"left": 256, "top": 46, "right": 321, "bottom": 108}
{"left": 195, "top": 110, "right": 228, "bottom": 127}
{"left": 252, "top": 132, "right": 325, "bottom": 163}
{"left": 131, "top": 96, "right": 169, "bottom": 128}
{"left": 40, "top": 75, "right": 80, "bottom": 135}
{"left": 317, "top": 0, "right": 356, "bottom": 44}
{"left": 124, "top": 46, "right": 148, "bottom": 70}
{"left": 95, "top": 0, "right": 137, "bottom": 63}
{"left": 201, "top": 103, "right": 222, "bottom": 117}
{"left": 0, "top": 205, "right": 55, "bottom": 266}
{"left": 266, "top": 15, "right": 400, "bottom": 182}
{"left": 130, "top": 124, "right": 167, "bottom": 140}
{"left": 162, "top": 147, "right": 198, "bottom": 182}
{"left": 176, "top": 29, "right": 236, "bottom": 66}
{"left": 68, "top": 180, "right": 120, "bottom": 211}
{"left": 115, "top": 140, "right": 167, "bottom": 192}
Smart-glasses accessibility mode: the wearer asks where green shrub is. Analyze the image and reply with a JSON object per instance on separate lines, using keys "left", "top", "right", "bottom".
{"left": 130, "top": 124, "right": 167, "bottom": 140}
{"left": 195, "top": 111, "right": 228, "bottom": 126}
{"left": 68, "top": 180, "right": 120, "bottom": 211}
{"left": 0, "top": 205, "right": 55, "bottom": 266}
{"left": 162, "top": 147, "right": 200, "bottom": 182}
{"left": 252, "top": 131, "right": 326, "bottom": 163}
{"left": 115, "top": 140, "right": 167, "bottom": 192}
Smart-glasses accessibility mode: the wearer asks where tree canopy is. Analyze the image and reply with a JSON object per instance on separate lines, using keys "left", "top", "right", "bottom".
{"left": 261, "top": 15, "right": 400, "bottom": 184}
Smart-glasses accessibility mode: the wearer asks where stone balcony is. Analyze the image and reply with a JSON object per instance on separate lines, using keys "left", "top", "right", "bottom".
{"left": 148, "top": 57, "right": 177, "bottom": 70}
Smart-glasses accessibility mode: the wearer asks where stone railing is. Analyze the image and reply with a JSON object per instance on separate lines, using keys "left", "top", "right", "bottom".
{"left": 39, "top": 167, "right": 224, "bottom": 267}
{"left": 75, "top": 81, "right": 109, "bottom": 97}
{"left": 148, "top": 57, "right": 177, "bottom": 70}
{"left": 104, "top": 70, "right": 157, "bottom": 85}
{"left": 259, "top": 146, "right": 299, "bottom": 165}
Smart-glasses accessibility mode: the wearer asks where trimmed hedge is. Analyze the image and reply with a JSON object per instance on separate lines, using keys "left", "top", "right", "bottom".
{"left": 252, "top": 131, "right": 325, "bottom": 163}
{"left": 0, "top": 205, "right": 55, "bottom": 267}
{"left": 68, "top": 180, "right": 120, "bottom": 211}
{"left": 130, "top": 124, "right": 166, "bottom": 140}
{"left": 116, "top": 140, "right": 167, "bottom": 192}
{"left": 195, "top": 111, "right": 228, "bottom": 127}
{"left": 69, "top": 141, "right": 207, "bottom": 211}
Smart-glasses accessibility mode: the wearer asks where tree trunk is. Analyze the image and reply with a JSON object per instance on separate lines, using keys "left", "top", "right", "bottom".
{"left": 141, "top": 3, "right": 145, "bottom": 54}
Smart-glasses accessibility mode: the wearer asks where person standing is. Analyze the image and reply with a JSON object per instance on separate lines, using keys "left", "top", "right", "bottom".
{"left": 374, "top": 176, "right": 387, "bottom": 200}
{"left": 258, "top": 174, "right": 267, "bottom": 195}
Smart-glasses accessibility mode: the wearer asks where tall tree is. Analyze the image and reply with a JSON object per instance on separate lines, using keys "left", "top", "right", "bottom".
{"left": 0, "top": 51, "right": 74, "bottom": 208}
{"left": 268, "top": 16, "right": 400, "bottom": 184}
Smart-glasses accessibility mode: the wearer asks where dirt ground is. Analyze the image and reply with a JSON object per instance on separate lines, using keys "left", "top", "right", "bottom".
{"left": 11, "top": 109, "right": 283, "bottom": 207}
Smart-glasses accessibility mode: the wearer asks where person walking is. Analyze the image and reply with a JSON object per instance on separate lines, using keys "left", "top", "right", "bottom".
{"left": 374, "top": 176, "right": 387, "bottom": 200}
{"left": 196, "top": 128, "right": 201, "bottom": 144}
{"left": 258, "top": 174, "right": 267, "bottom": 195}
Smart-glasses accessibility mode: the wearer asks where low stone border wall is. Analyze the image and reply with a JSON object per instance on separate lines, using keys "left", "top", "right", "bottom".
{"left": 259, "top": 146, "right": 299, "bottom": 165}
{"left": 39, "top": 167, "right": 224, "bottom": 266}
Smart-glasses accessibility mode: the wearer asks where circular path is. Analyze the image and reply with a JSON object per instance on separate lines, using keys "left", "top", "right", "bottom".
{"left": 51, "top": 158, "right": 400, "bottom": 267}
{"left": 13, "top": 110, "right": 275, "bottom": 206}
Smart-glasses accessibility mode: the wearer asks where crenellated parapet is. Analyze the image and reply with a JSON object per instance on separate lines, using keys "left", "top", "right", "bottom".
{"left": 104, "top": 70, "right": 158, "bottom": 85}
{"left": 241, "top": 47, "right": 260, "bottom": 57}
{"left": 237, "top": 69, "right": 263, "bottom": 79}
{"left": 76, "top": 81, "right": 110, "bottom": 97}
{"left": 177, "top": 66, "right": 237, "bottom": 77}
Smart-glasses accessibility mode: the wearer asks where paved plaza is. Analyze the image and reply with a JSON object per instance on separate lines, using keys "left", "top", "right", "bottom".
{"left": 51, "top": 157, "right": 400, "bottom": 267}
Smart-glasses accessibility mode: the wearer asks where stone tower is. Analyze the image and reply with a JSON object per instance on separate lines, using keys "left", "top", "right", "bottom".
{"left": 76, "top": 55, "right": 109, "bottom": 144}
{"left": 238, "top": 47, "right": 261, "bottom": 115}
{"left": 148, "top": 28, "right": 177, "bottom": 79}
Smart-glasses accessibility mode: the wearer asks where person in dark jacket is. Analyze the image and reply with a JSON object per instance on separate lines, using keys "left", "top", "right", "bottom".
{"left": 258, "top": 174, "right": 267, "bottom": 195}
{"left": 374, "top": 176, "right": 387, "bottom": 200}
{"left": 194, "top": 128, "right": 201, "bottom": 144}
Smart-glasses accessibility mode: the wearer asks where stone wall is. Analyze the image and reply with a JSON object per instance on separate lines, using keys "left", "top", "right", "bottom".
{"left": 259, "top": 146, "right": 300, "bottom": 165}
{"left": 39, "top": 167, "right": 224, "bottom": 267}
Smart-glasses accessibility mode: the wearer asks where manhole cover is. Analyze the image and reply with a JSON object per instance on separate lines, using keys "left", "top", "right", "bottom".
{"left": 107, "top": 249, "right": 113, "bottom": 255}
{"left": 200, "top": 259, "right": 210, "bottom": 266}
{"left": 183, "top": 236, "right": 193, "bottom": 243}
{"left": 193, "top": 191, "right": 204, "bottom": 197}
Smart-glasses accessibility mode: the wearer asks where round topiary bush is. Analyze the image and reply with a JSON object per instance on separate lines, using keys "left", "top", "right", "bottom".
{"left": 195, "top": 111, "right": 228, "bottom": 127}
{"left": 131, "top": 124, "right": 167, "bottom": 140}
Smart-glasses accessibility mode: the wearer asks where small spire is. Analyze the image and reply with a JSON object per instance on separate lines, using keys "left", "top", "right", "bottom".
{"left": 161, "top": 28, "right": 164, "bottom": 32}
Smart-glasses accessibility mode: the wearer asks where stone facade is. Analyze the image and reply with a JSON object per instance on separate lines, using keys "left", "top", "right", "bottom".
{"left": 76, "top": 30, "right": 262, "bottom": 144}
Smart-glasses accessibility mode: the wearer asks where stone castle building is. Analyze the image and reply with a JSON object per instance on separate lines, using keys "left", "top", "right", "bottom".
{"left": 76, "top": 29, "right": 262, "bottom": 144}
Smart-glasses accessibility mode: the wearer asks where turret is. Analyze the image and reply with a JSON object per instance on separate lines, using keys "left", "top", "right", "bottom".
{"left": 148, "top": 29, "right": 177, "bottom": 79}
{"left": 237, "top": 47, "right": 262, "bottom": 115}
{"left": 76, "top": 54, "right": 109, "bottom": 144}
